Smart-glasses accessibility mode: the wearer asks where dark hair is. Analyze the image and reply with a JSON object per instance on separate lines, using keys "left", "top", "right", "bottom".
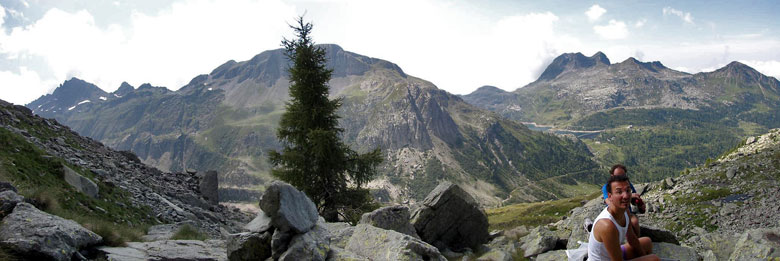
{"left": 606, "top": 174, "right": 630, "bottom": 194}
{"left": 610, "top": 164, "right": 627, "bottom": 175}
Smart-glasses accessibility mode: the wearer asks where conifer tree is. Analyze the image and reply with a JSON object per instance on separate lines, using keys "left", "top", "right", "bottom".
{"left": 269, "top": 17, "right": 382, "bottom": 222}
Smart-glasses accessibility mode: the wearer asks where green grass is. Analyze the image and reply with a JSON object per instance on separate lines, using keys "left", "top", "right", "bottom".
{"left": 0, "top": 127, "right": 154, "bottom": 246}
{"left": 487, "top": 191, "right": 601, "bottom": 230}
{"left": 170, "top": 224, "right": 208, "bottom": 241}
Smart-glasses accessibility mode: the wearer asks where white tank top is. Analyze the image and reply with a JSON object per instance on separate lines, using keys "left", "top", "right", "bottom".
{"left": 587, "top": 206, "right": 629, "bottom": 261}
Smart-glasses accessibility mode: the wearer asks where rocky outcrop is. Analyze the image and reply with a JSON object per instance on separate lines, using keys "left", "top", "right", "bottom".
{"left": 358, "top": 205, "right": 418, "bottom": 238}
{"left": 260, "top": 181, "right": 319, "bottom": 234}
{"left": 0, "top": 203, "right": 102, "bottom": 260}
{"left": 243, "top": 210, "right": 273, "bottom": 233}
{"left": 729, "top": 228, "right": 780, "bottom": 260}
{"left": 410, "top": 182, "right": 489, "bottom": 251}
{"left": 346, "top": 224, "right": 445, "bottom": 261}
{"left": 62, "top": 164, "right": 99, "bottom": 198}
{"left": 279, "top": 222, "right": 331, "bottom": 261}
{"left": 519, "top": 226, "right": 561, "bottom": 257}
{"left": 226, "top": 231, "right": 272, "bottom": 261}
{"left": 141, "top": 221, "right": 196, "bottom": 241}
{"left": 99, "top": 240, "right": 227, "bottom": 261}
{"left": 652, "top": 242, "right": 701, "bottom": 261}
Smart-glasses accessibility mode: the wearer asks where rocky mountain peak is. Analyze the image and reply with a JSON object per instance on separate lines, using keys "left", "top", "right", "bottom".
{"left": 614, "top": 57, "right": 668, "bottom": 73}
{"left": 27, "top": 77, "right": 108, "bottom": 114}
{"left": 591, "top": 51, "right": 611, "bottom": 65}
{"left": 114, "top": 82, "right": 135, "bottom": 96}
{"left": 537, "top": 52, "right": 608, "bottom": 81}
{"left": 473, "top": 85, "right": 506, "bottom": 94}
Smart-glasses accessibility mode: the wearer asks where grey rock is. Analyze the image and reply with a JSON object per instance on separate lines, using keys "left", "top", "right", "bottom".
{"left": 279, "top": 222, "right": 330, "bottom": 261}
{"left": 520, "top": 226, "right": 559, "bottom": 257}
{"left": 653, "top": 242, "right": 701, "bottom": 261}
{"left": 260, "top": 181, "right": 318, "bottom": 234}
{"left": 0, "top": 190, "right": 24, "bottom": 218}
{"left": 561, "top": 197, "right": 605, "bottom": 249}
{"left": 200, "top": 170, "right": 219, "bottom": 205}
{"left": 346, "top": 224, "right": 445, "bottom": 261}
{"left": 324, "top": 222, "right": 355, "bottom": 249}
{"left": 535, "top": 249, "right": 568, "bottom": 261}
{"left": 640, "top": 225, "right": 679, "bottom": 245}
{"left": 729, "top": 228, "right": 780, "bottom": 260}
{"left": 226, "top": 231, "right": 272, "bottom": 261}
{"left": 62, "top": 164, "right": 99, "bottom": 198}
{"left": 326, "top": 247, "right": 368, "bottom": 261}
{"left": 243, "top": 210, "right": 273, "bottom": 233}
{"left": 410, "top": 182, "right": 489, "bottom": 251}
{"left": 271, "top": 229, "right": 293, "bottom": 260}
{"left": 475, "top": 249, "right": 513, "bottom": 261}
{"left": 358, "top": 205, "right": 418, "bottom": 238}
{"left": 99, "top": 240, "right": 227, "bottom": 261}
{"left": 0, "top": 203, "right": 102, "bottom": 261}
{"left": 665, "top": 177, "right": 675, "bottom": 188}
{"left": 746, "top": 136, "right": 757, "bottom": 144}
{"left": 0, "top": 181, "right": 17, "bottom": 193}
{"left": 698, "top": 232, "right": 738, "bottom": 260}
{"left": 726, "top": 168, "right": 737, "bottom": 179}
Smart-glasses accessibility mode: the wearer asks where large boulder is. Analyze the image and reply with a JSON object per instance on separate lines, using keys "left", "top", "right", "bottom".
{"left": 199, "top": 170, "right": 219, "bottom": 205}
{"left": 259, "top": 181, "right": 319, "bottom": 234}
{"left": 279, "top": 222, "right": 331, "bottom": 261}
{"left": 652, "top": 242, "right": 701, "bottom": 261}
{"left": 227, "top": 231, "right": 272, "bottom": 261}
{"left": 359, "top": 205, "right": 418, "bottom": 238}
{"left": 696, "top": 232, "right": 739, "bottom": 260}
{"left": 729, "top": 228, "right": 780, "bottom": 260}
{"left": 520, "top": 226, "right": 560, "bottom": 257}
{"left": 346, "top": 224, "right": 446, "bottom": 261}
{"left": 99, "top": 240, "right": 227, "bottom": 260}
{"left": 0, "top": 190, "right": 24, "bottom": 218}
{"left": 0, "top": 203, "right": 102, "bottom": 261}
{"left": 62, "top": 164, "right": 99, "bottom": 198}
{"left": 327, "top": 247, "right": 368, "bottom": 261}
{"left": 410, "top": 182, "right": 489, "bottom": 251}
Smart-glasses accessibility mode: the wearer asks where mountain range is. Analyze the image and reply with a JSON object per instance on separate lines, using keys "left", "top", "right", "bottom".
{"left": 463, "top": 52, "right": 780, "bottom": 181}
{"left": 26, "top": 45, "right": 600, "bottom": 206}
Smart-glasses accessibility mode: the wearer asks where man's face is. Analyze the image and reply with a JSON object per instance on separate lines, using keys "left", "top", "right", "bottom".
{"left": 608, "top": 180, "right": 631, "bottom": 209}
{"left": 612, "top": 167, "right": 626, "bottom": 176}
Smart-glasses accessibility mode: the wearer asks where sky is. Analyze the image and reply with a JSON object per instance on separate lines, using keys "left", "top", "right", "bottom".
{"left": 1, "top": 0, "right": 779, "bottom": 105}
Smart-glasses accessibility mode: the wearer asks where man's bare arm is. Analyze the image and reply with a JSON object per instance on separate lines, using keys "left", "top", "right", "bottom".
{"left": 626, "top": 222, "right": 645, "bottom": 257}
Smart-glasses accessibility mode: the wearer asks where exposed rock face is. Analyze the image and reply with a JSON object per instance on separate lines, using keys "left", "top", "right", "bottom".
{"left": 640, "top": 225, "right": 679, "bottom": 244}
{"left": 411, "top": 182, "right": 489, "bottom": 251}
{"left": 534, "top": 249, "right": 568, "bottom": 261}
{"left": 200, "top": 170, "right": 219, "bottom": 205}
{"left": 652, "top": 242, "right": 701, "bottom": 261}
{"left": 729, "top": 228, "right": 780, "bottom": 260}
{"left": 0, "top": 203, "right": 102, "bottom": 261}
{"left": 358, "top": 205, "right": 418, "bottom": 238}
{"left": 62, "top": 163, "right": 99, "bottom": 198}
{"left": 259, "top": 181, "right": 319, "bottom": 234}
{"left": 99, "top": 240, "right": 227, "bottom": 261}
{"left": 324, "top": 222, "right": 355, "bottom": 249}
{"left": 346, "top": 224, "right": 445, "bottom": 261}
{"left": 226, "top": 231, "right": 272, "bottom": 261}
{"left": 0, "top": 190, "right": 23, "bottom": 218}
{"left": 279, "top": 222, "right": 331, "bottom": 261}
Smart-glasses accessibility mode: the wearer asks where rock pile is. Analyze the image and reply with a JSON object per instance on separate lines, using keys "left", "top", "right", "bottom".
{"left": 225, "top": 180, "right": 496, "bottom": 260}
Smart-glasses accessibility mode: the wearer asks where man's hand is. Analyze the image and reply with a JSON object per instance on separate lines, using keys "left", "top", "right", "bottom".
{"left": 632, "top": 193, "right": 646, "bottom": 214}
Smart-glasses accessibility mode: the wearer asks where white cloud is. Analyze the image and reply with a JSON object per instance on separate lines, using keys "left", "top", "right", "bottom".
{"left": 0, "top": 0, "right": 296, "bottom": 104}
{"left": 663, "top": 7, "right": 694, "bottom": 24}
{"left": 21, "top": 0, "right": 29, "bottom": 8}
{"left": 0, "top": 67, "right": 58, "bottom": 104}
{"left": 594, "top": 20, "right": 628, "bottom": 40}
{"left": 634, "top": 19, "right": 646, "bottom": 28}
{"left": 585, "top": 4, "right": 606, "bottom": 22}
{"left": 0, "top": 4, "right": 5, "bottom": 25}
{"left": 741, "top": 60, "right": 780, "bottom": 79}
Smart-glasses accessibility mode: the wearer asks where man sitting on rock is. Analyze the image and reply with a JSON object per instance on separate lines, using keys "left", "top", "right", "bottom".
{"left": 599, "top": 164, "right": 645, "bottom": 237}
{"left": 588, "top": 174, "right": 658, "bottom": 261}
